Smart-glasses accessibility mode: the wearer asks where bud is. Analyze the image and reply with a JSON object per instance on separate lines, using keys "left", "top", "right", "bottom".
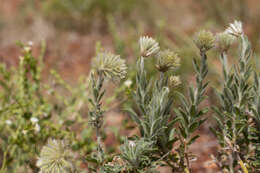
{"left": 139, "top": 36, "right": 160, "bottom": 57}
{"left": 215, "top": 32, "right": 235, "bottom": 53}
{"left": 92, "top": 52, "right": 127, "bottom": 79}
{"left": 168, "top": 76, "right": 181, "bottom": 89}
{"left": 37, "top": 139, "right": 75, "bottom": 173}
{"left": 194, "top": 30, "right": 215, "bottom": 52}
{"left": 225, "top": 20, "right": 243, "bottom": 37}
{"left": 156, "top": 50, "right": 180, "bottom": 72}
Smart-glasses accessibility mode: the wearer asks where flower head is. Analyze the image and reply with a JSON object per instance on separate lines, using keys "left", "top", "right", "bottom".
{"left": 139, "top": 36, "right": 160, "bottom": 57}
{"left": 225, "top": 20, "right": 243, "bottom": 37}
{"left": 215, "top": 32, "right": 236, "bottom": 53}
{"left": 92, "top": 52, "right": 127, "bottom": 79}
{"left": 5, "top": 120, "right": 12, "bottom": 125}
{"left": 156, "top": 50, "right": 180, "bottom": 72}
{"left": 168, "top": 75, "right": 181, "bottom": 89}
{"left": 124, "top": 79, "right": 133, "bottom": 87}
{"left": 30, "top": 117, "right": 39, "bottom": 124}
{"left": 194, "top": 30, "right": 215, "bottom": 52}
{"left": 37, "top": 139, "right": 75, "bottom": 173}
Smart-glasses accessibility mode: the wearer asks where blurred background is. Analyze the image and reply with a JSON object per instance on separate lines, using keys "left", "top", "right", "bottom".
{"left": 0, "top": 0, "right": 260, "bottom": 172}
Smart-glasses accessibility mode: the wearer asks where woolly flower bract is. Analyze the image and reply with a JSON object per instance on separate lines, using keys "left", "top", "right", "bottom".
{"left": 215, "top": 32, "right": 236, "bottom": 53}
{"left": 92, "top": 52, "right": 127, "bottom": 79}
{"left": 36, "top": 139, "right": 75, "bottom": 173}
{"left": 194, "top": 30, "right": 215, "bottom": 52}
{"left": 139, "top": 36, "right": 160, "bottom": 57}
{"left": 225, "top": 20, "right": 243, "bottom": 37}
{"left": 168, "top": 75, "right": 181, "bottom": 89}
{"left": 156, "top": 50, "right": 180, "bottom": 72}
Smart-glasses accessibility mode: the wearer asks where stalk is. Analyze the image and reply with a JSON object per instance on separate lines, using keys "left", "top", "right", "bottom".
{"left": 238, "top": 159, "right": 249, "bottom": 173}
{"left": 0, "top": 146, "right": 10, "bottom": 173}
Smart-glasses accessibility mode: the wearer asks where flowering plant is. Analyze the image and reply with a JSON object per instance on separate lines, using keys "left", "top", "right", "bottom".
{"left": 1, "top": 21, "right": 260, "bottom": 173}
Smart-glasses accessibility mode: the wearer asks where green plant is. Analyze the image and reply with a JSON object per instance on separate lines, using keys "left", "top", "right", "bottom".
{"left": 37, "top": 0, "right": 152, "bottom": 32}
{"left": 2, "top": 20, "right": 259, "bottom": 173}
{"left": 35, "top": 32, "right": 212, "bottom": 172}
{"left": 0, "top": 42, "right": 95, "bottom": 172}
{"left": 122, "top": 34, "right": 210, "bottom": 172}
{"left": 211, "top": 21, "right": 260, "bottom": 172}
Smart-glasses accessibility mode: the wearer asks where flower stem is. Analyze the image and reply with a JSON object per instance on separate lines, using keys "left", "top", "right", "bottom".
{"left": 184, "top": 167, "right": 190, "bottom": 173}
{"left": 238, "top": 159, "right": 249, "bottom": 173}
{"left": 0, "top": 146, "right": 10, "bottom": 173}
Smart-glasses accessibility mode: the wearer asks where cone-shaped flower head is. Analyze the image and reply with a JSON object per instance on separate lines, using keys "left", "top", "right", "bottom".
{"left": 92, "top": 52, "right": 127, "bottom": 79}
{"left": 139, "top": 36, "right": 160, "bottom": 57}
{"left": 215, "top": 32, "right": 236, "bottom": 53}
{"left": 225, "top": 20, "right": 243, "bottom": 37}
{"left": 36, "top": 139, "right": 75, "bottom": 173}
{"left": 168, "top": 75, "right": 181, "bottom": 89}
{"left": 194, "top": 30, "right": 215, "bottom": 52}
{"left": 156, "top": 49, "right": 180, "bottom": 72}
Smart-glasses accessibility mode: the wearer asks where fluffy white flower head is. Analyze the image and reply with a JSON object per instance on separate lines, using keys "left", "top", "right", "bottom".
{"left": 92, "top": 52, "right": 127, "bottom": 79}
{"left": 30, "top": 117, "right": 39, "bottom": 124}
{"left": 156, "top": 49, "right": 180, "bottom": 72}
{"left": 37, "top": 139, "right": 74, "bottom": 173}
{"left": 5, "top": 120, "right": 12, "bottom": 125}
{"left": 215, "top": 32, "right": 236, "bottom": 53}
{"left": 139, "top": 36, "right": 160, "bottom": 57}
{"left": 225, "top": 20, "right": 243, "bottom": 37}
{"left": 124, "top": 79, "right": 132, "bottom": 87}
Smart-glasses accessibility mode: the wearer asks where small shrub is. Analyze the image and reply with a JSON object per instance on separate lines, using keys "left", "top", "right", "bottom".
{"left": 1, "top": 20, "right": 260, "bottom": 173}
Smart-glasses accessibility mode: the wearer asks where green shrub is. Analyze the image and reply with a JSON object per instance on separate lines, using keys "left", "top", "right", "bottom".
{"left": 1, "top": 20, "right": 260, "bottom": 173}
{"left": 39, "top": 0, "right": 151, "bottom": 32}
{"left": 0, "top": 42, "right": 95, "bottom": 172}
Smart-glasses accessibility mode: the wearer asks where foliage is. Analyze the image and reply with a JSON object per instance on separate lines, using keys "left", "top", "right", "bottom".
{"left": 38, "top": 0, "right": 151, "bottom": 32}
{"left": 1, "top": 20, "right": 260, "bottom": 173}
{"left": 211, "top": 21, "right": 260, "bottom": 172}
{"left": 0, "top": 42, "right": 94, "bottom": 172}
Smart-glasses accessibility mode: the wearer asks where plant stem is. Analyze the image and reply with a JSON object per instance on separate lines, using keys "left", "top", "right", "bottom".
{"left": 238, "top": 159, "right": 248, "bottom": 173}
{"left": 184, "top": 142, "right": 191, "bottom": 173}
{"left": 0, "top": 146, "right": 10, "bottom": 173}
{"left": 96, "top": 124, "right": 104, "bottom": 164}
{"left": 184, "top": 168, "right": 190, "bottom": 173}
{"left": 96, "top": 73, "right": 104, "bottom": 164}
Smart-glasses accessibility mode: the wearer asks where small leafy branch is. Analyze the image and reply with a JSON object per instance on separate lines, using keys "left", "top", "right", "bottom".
{"left": 87, "top": 50, "right": 127, "bottom": 172}
{"left": 124, "top": 33, "right": 212, "bottom": 172}
{"left": 35, "top": 32, "right": 213, "bottom": 173}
